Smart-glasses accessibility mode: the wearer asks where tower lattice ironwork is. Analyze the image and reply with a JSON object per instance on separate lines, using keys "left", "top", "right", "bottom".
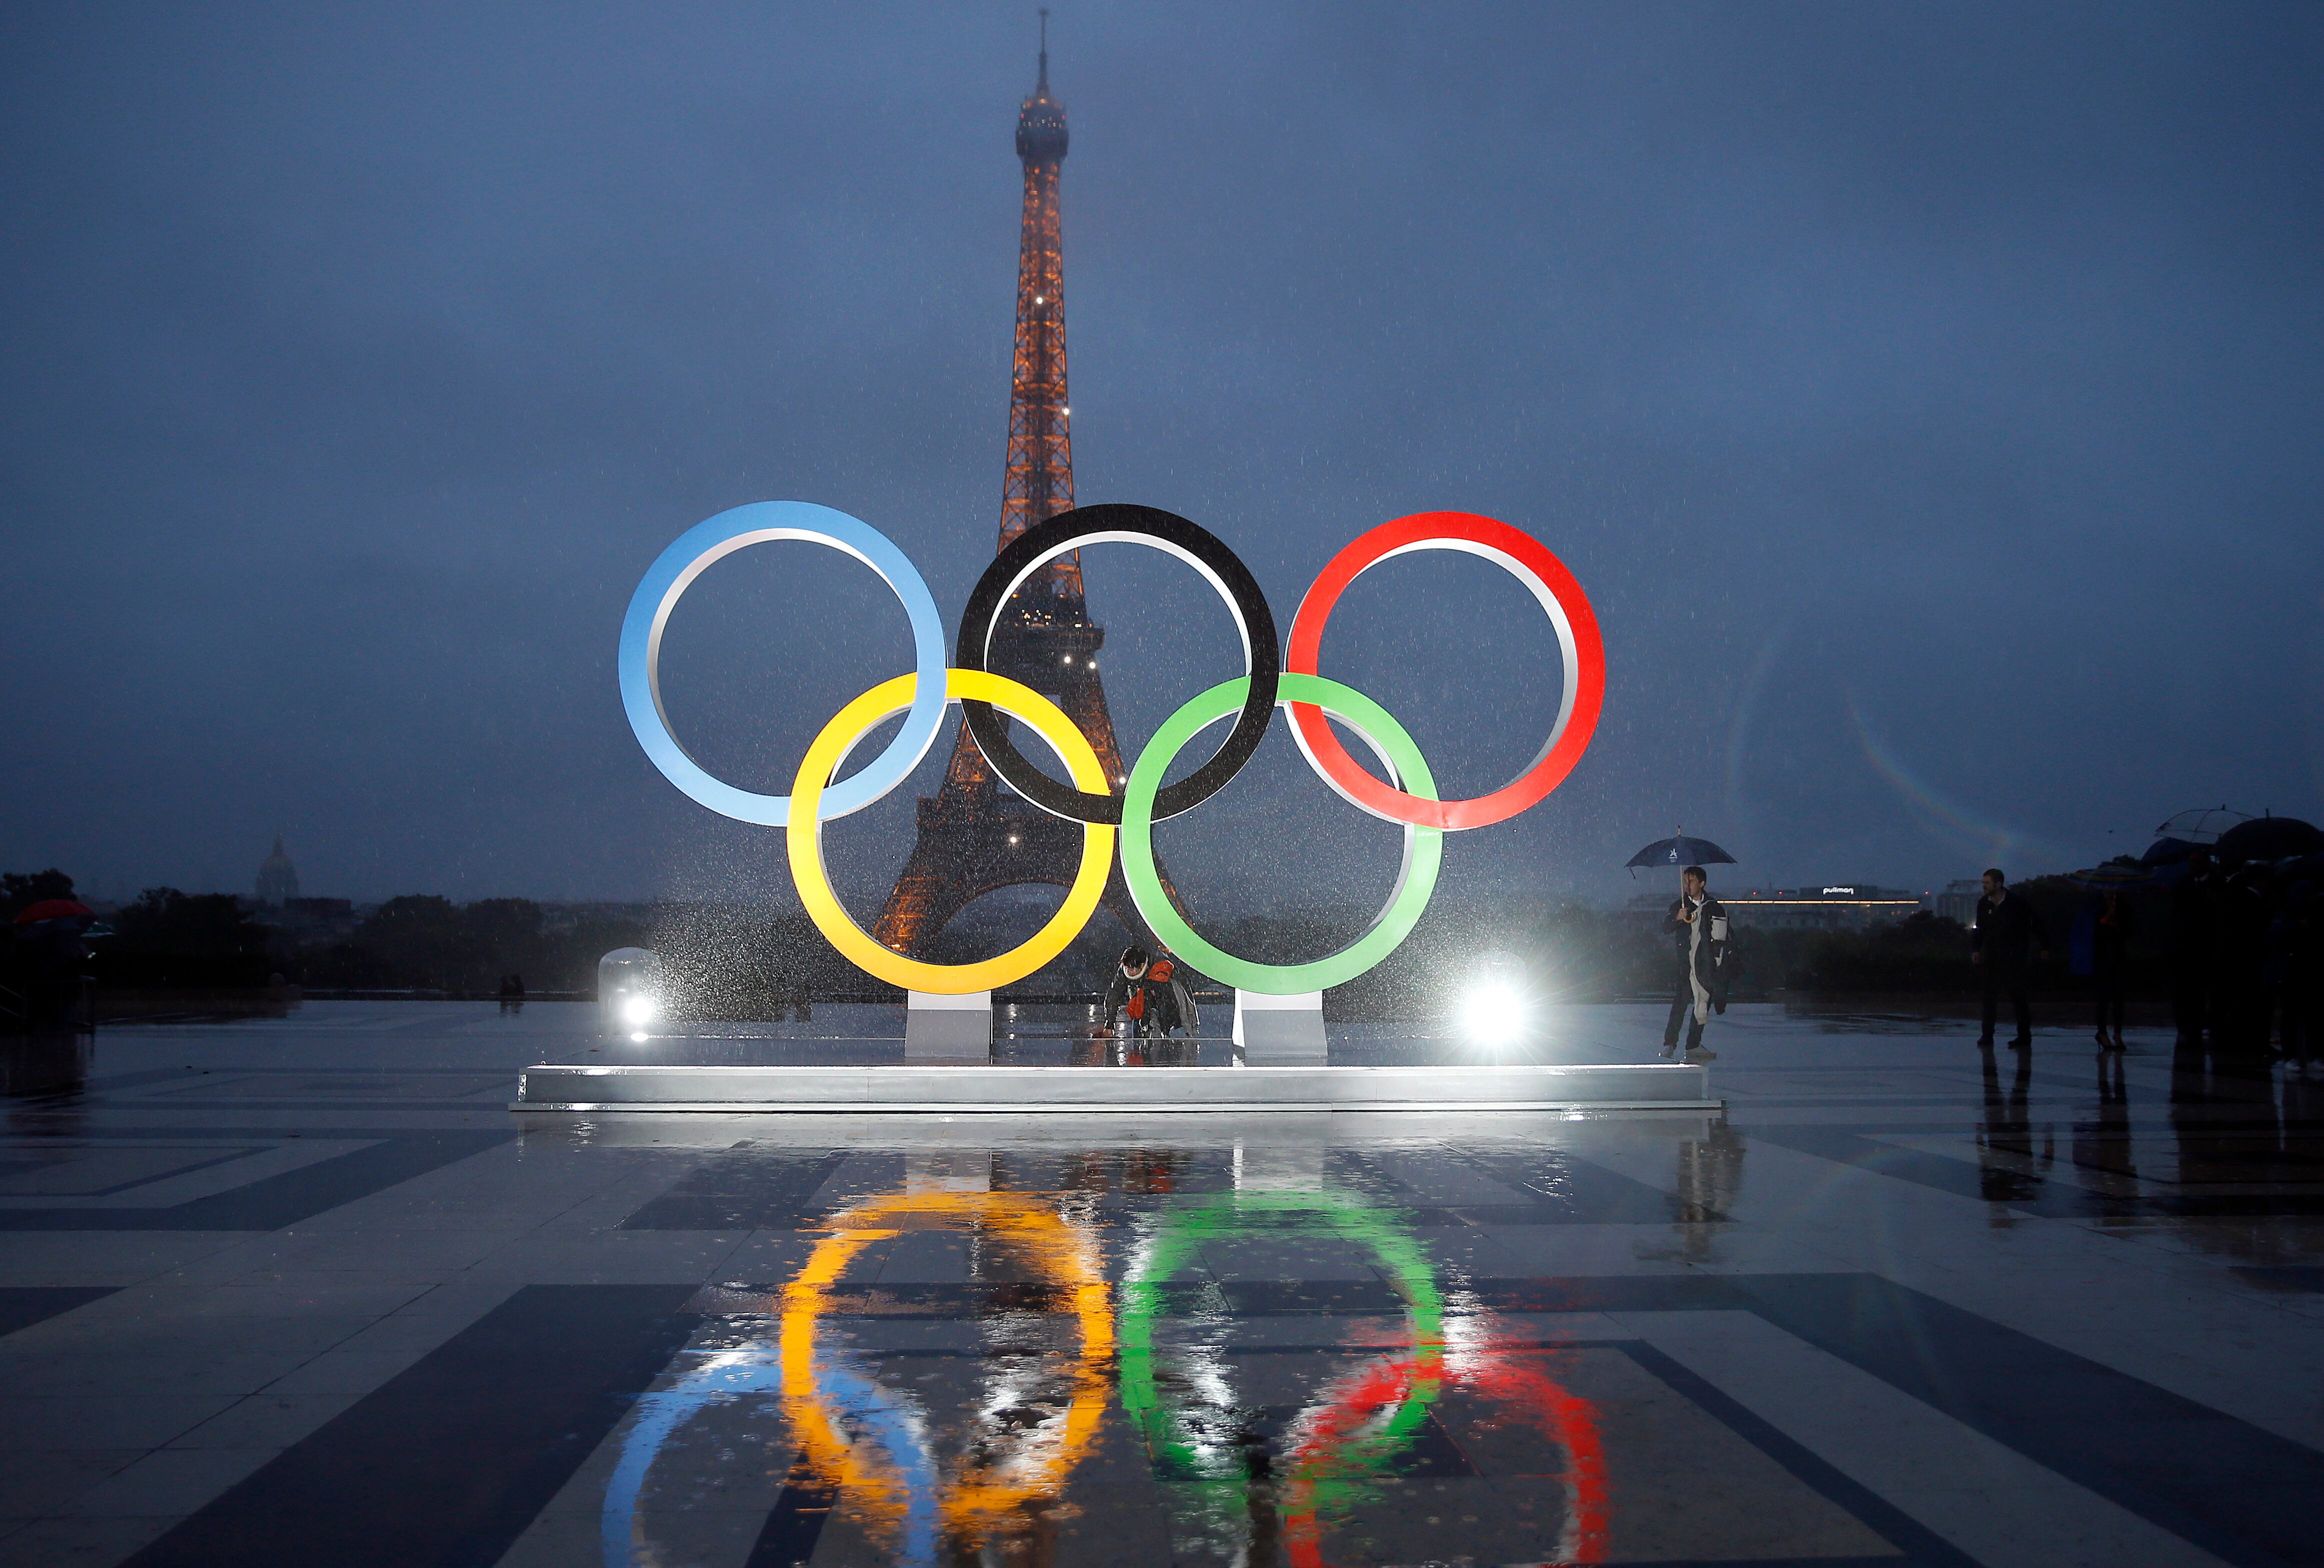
{"left": 872, "top": 30, "right": 1177, "bottom": 966}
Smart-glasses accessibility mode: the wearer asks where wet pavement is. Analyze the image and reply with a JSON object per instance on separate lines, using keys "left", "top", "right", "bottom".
{"left": 3, "top": 1001, "right": 2321, "bottom": 1566}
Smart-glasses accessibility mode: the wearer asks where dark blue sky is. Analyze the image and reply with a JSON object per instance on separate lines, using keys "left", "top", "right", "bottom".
{"left": 3, "top": 2, "right": 2319, "bottom": 917}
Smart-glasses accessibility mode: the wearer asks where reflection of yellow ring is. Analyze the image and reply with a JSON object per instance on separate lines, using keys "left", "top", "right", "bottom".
{"left": 787, "top": 671, "right": 1114, "bottom": 994}
{"left": 780, "top": 1191, "right": 1113, "bottom": 1543}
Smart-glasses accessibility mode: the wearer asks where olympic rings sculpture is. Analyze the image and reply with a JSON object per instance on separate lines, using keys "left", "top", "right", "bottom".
{"left": 621, "top": 499, "right": 1604, "bottom": 994}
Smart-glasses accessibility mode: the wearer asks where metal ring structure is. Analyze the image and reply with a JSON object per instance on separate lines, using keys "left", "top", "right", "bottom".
{"left": 1119, "top": 673, "right": 1443, "bottom": 995}
{"left": 619, "top": 501, "right": 950, "bottom": 825}
{"left": 955, "top": 504, "right": 1280, "bottom": 826}
{"left": 781, "top": 1191, "right": 1113, "bottom": 1557}
{"left": 787, "top": 669, "right": 1115, "bottom": 994}
{"left": 1284, "top": 510, "right": 1605, "bottom": 831}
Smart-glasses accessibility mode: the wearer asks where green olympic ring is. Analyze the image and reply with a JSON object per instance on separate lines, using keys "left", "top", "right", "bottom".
{"left": 1117, "top": 1189, "right": 1444, "bottom": 1522}
{"left": 1119, "top": 673, "right": 1443, "bottom": 994}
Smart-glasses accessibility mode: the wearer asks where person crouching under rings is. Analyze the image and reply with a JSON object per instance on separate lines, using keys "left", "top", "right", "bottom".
{"left": 1661, "top": 866, "right": 1729, "bottom": 1060}
{"left": 1103, "top": 946, "right": 1196, "bottom": 1040}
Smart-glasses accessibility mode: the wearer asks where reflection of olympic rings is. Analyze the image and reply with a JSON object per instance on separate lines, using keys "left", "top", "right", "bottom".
{"left": 599, "top": 1350, "right": 940, "bottom": 1568}
{"left": 1288, "top": 510, "right": 1605, "bottom": 830}
{"left": 621, "top": 499, "right": 1602, "bottom": 990}
{"left": 1118, "top": 1190, "right": 1445, "bottom": 1531}
{"left": 1121, "top": 1188, "right": 1609, "bottom": 1566}
{"left": 957, "top": 505, "right": 1280, "bottom": 826}
{"left": 618, "top": 501, "right": 950, "bottom": 825}
{"left": 787, "top": 670, "right": 1114, "bottom": 994}
{"left": 782, "top": 1191, "right": 1113, "bottom": 1555}
{"left": 1121, "top": 674, "right": 1442, "bottom": 994}
{"left": 1279, "top": 1347, "right": 1444, "bottom": 1568}
{"left": 1449, "top": 1347, "right": 1610, "bottom": 1564}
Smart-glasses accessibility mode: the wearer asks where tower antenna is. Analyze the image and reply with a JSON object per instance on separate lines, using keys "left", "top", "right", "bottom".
{"left": 1037, "top": 9, "right": 1050, "bottom": 93}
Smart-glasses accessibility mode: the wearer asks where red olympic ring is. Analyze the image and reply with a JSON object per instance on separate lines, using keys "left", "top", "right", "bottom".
{"left": 1285, "top": 511, "right": 1606, "bottom": 832}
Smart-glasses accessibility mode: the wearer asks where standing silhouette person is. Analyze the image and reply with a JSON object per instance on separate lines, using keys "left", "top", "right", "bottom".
{"left": 2171, "top": 847, "right": 2223, "bottom": 1043}
{"left": 1659, "top": 865, "right": 1728, "bottom": 1060}
{"left": 1973, "top": 868, "right": 2050, "bottom": 1051}
{"left": 2091, "top": 890, "right": 2133, "bottom": 1052}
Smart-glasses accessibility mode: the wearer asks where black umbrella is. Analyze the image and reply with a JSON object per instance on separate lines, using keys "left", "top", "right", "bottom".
{"left": 2140, "top": 836, "right": 2198, "bottom": 867}
{"left": 1626, "top": 831, "right": 1739, "bottom": 872}
{"left": 2215, "top": 815, "right": 2324, "bottom": 865}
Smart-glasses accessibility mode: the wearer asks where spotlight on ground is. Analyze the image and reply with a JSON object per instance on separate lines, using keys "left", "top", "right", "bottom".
{"left": 599, "top": 947, "right": 665, "bottom": 1039}
{"left": 1458, "top": 952, "right": 1534, "bottom": 1045}
{"left": 1460, "top": 981, "right": 1529, "bottom": 1037}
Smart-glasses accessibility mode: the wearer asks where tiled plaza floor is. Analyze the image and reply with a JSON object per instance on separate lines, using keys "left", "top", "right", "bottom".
{"left": 2, "top": 1000, "right": 2320, "bottom": 1566}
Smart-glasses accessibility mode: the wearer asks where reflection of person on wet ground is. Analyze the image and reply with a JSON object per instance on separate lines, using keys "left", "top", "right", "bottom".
{"left": 2072, "top": 1047, "right": 2138, "bottom": 1204}
{"left": 2091, "top": 891, "right": 2133, "bottom": 1052}
{"left": 1659, "top": 866, "right": 1727, "bottom": 1061}
{"left": 1974, "top": 1036, "right": 2046, "bottom": 1205}
{"left": 1972, "top": 868, "right": 2049, "bottom": 1051}
{"left": 2172, "top": 848, "right": 2224, "bottom": 1045}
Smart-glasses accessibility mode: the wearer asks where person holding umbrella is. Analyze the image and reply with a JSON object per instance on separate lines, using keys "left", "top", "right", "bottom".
{"left": 1660, "top": 865, "right": 1730, "bottom": 1060}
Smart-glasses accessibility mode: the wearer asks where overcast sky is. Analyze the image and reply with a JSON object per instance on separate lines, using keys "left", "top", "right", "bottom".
{"left": 3, "top": 1, "right": 2319, "bottom": 920}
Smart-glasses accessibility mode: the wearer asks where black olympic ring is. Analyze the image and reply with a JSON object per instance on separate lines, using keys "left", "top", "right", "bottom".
{"left": 956, "top": 503, "right": 1281, "bottom": 826}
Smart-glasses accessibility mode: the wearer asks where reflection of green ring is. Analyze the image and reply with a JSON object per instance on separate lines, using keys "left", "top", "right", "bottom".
{"left": 1120, "top": 673, "right": 1443, "bottom": 994}
{"left": 1117, "top": 1192, "right": 1443, "bottom": 1512}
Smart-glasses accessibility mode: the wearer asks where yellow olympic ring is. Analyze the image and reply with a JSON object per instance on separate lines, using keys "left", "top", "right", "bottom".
{"left": 787, "top": 670, "right": 1115, "bottom": 994}
{"left": 779, "top": 1191, "right": 1114, "bottom": 1544}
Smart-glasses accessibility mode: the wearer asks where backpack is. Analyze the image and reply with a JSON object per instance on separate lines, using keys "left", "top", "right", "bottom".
{"left": 1144, "top": 960, "right": 1184, "bottom": 1032}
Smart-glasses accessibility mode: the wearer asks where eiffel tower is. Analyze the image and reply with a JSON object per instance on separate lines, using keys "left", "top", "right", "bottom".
{"left": 872, "top": 25, "right": 1171, "bottom": 965}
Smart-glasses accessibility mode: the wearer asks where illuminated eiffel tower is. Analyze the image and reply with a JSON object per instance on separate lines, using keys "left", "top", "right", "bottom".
{"left": 872, "top": 25, "right": 1169, "bottom": 963}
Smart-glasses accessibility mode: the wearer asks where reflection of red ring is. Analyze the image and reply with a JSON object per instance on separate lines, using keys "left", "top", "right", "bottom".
{"left": 1281, "top": 1342, "right": 1607, "bottom": 1568}
{"left": 1463, "top": 1350, "right": 1610, "bottom": 1564}
{"left": 1285, "top": 512, "right": 1605, "bottom": 831}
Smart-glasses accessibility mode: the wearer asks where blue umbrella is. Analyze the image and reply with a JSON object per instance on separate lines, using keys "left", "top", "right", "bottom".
{"left": 1626, "top": 830, "right": 1739, "bottom": 873}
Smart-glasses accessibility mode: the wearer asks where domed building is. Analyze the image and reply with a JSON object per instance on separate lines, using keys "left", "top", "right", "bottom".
{"left": 255, "top": 838, "right": 300, "bottom": 906}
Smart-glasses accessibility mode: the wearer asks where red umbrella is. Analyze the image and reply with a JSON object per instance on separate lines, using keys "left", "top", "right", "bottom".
{"left": 14, "top": 899, "right": 93, "bottom": 924}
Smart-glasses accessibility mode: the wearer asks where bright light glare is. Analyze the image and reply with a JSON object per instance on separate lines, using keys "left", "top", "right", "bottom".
{"left": 621, "top": 994, "right": 656, "bottom": 1026}
{"left": 1460, "top": 981, "right": 1529, "bottom": 1040}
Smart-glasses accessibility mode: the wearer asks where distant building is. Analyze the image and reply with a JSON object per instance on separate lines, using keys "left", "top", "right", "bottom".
{"left": 1933, "top": 879, "right": 1982, "bottom": 927}
{"left": 255, "top": 838, "right": 300, "bottom": 906}
{"left": 1637, "top": 882, "right": 1929, "bottom": 931}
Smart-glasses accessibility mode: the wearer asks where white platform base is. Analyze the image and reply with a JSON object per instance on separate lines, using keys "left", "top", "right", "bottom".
{"left": 905, "top": 991, "right": 991, "bottom": 1059}
{"left": 511, "top": 1062, "right": 1716, "bottom": 1114}
{"left": 1233, "top": 990, "right": 1327, "bottom": 1063}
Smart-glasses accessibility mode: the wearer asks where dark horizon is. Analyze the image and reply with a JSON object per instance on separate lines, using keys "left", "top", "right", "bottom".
{"left": 3, "top": 3, "right": 2319, "bottom": 917}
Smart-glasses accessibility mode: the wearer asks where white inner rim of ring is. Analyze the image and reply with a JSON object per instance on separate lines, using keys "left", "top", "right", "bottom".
{"left": 645, "top": 529, "right": 893, "bottom": 777}
{"left": 1307, "top": 538, "right": 1580, "bottom": 787}
{"left": 982, "top": 531, "right": 1262, "bottom": 818}
{"left": 985, "top": 531, "right": 1256, "bottom": 673}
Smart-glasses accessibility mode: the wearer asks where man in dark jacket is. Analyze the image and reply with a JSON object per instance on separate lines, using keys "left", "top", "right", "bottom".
{"left": 1973, "top": 868, "right": 2050, "bottom": 1049}
{"left": 1659, "top": 866, "right": 1728, "bottom": 1060}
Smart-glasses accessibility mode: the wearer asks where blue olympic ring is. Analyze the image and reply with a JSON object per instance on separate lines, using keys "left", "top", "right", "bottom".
{"left": 617, "top": 501, "right": 950, "bottom": 824}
